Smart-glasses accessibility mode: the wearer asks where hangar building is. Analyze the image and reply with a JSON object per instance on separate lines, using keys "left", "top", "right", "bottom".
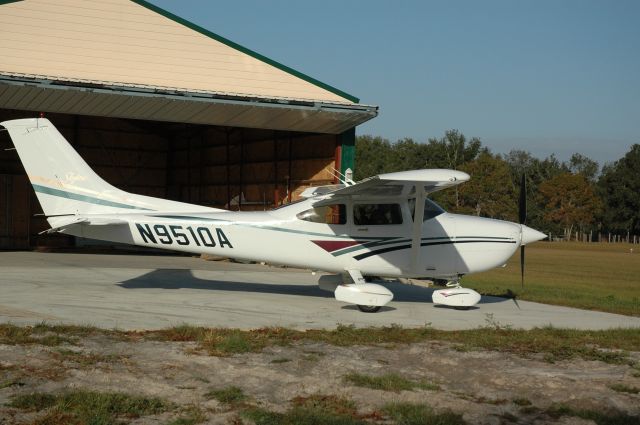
{"left": 0, "top": 0, "right": 377, "bottom": 249}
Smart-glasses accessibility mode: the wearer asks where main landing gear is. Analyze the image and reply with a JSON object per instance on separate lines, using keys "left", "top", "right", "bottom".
{"left": 317, "top": 270, "right": 394, "bottom": 313}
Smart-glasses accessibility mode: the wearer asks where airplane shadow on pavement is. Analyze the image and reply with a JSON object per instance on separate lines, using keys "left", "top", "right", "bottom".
{"left": 118, "top": 268, "right": 511, "bottom": 305}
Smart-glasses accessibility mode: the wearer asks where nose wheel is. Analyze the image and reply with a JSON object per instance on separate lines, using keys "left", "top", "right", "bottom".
{"left": 357, "top": 305, "right": 381, "bottom": 313}
{"left": 432, "top": 279, "right": 481, "bottom": 308}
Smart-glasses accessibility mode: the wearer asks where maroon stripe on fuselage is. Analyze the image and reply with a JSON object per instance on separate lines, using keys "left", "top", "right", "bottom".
{"left": 312, "top": 240, "right": 364, "bottom": 252}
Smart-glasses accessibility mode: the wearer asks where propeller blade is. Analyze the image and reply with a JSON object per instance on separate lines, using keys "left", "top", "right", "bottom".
{"left": 519, "top": 174, "right": 526, "bottom": 290}
{"left": 520, "top": 245, "right": 525, "bottom": 289}
{"left": 519, "top": 174, "right": 527, "bottom": 224}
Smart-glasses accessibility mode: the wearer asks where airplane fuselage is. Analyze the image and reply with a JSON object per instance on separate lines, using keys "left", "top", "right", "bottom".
{"left": 62, "top": 197, "right": 522, "bottom": 280}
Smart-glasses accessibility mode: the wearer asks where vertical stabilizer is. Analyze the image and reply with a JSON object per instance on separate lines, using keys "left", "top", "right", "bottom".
{"left": 1, "top": 118, "right": 220, "bottom": 216}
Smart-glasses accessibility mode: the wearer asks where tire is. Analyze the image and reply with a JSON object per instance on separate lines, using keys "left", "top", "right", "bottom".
{"left": 357, "top": 305, "right": 381, "bottom": 313}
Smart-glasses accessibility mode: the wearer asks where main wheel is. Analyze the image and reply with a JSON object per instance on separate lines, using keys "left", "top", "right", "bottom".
{"left": 357, "top": 305, "right": 381, "bottom": 313}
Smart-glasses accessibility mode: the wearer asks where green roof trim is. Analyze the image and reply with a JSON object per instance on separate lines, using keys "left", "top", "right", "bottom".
{"left": 0, "top": 0, "right": 24, "bottom": 6}
{"left": 131, "top": 0, "right": 360, "bottom": 103}
{"left": 340, "top": 128, "right": 355, "bottom": 176}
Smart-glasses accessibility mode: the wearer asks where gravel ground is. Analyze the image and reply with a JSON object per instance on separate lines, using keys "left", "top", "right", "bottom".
{"left": 1, "top": 332, "right": 639, "bottom": 424}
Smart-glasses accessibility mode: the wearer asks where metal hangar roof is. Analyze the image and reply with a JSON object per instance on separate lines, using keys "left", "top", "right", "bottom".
{"left": 0, "top": 0, "right": 377, "bottom": 134}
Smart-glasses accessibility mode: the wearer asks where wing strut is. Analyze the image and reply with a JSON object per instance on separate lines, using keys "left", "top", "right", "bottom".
{"left": 409, "top": 185, "right": 426, "bottom": 274}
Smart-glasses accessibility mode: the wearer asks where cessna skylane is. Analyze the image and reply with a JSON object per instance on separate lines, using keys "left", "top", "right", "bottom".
{"left": 1, "top": 118, "right": 546, "bottom": 312}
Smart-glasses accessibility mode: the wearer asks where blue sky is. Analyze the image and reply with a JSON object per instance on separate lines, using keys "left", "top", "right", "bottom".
{"left": 151, "top": 0, "right": 640, "bottom": 165}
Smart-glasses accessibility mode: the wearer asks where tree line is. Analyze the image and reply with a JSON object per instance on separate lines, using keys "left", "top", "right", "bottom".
{"left": 354, "top": 130, "right": 640, "bottom": 242}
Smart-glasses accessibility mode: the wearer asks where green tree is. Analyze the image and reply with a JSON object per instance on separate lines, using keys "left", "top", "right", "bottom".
{"left": 598, "top": 144, "right": 640, "bottom": 235}
{"left": 435, "top": 152, "right": 517, "bottom": 220}
{"left": 354, "top": 130, "right": 483, "bottom": 181}
{"left": 538, "top": 173, "right": 602, "bottom": 238}
{"left": 459, "top": 152, "right": 518, "bottom": 220}
{"left": 423, "top": 130, "right": 484, "bottom": 207}
{"left": 387, "top": 138, "right": 430, "bottom": 172}
{"left": 424, "top": 129, "right": 483, "bottom": 169}
{"left": 505, "top": 150, "right": 569, "bottom": 230}
{"left": 354, "top": 135, "right": 393, "bottom": 180}
{"left": 568, "top": 153, "right": 599, "bottom": 182}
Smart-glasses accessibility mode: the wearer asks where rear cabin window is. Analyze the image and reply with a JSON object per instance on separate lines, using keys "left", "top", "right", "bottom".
{"left": 297, "top": 204, "right": 346, "bottom": 225}
{"left": 354, "top": 204, "right": 403, "bottom": 225}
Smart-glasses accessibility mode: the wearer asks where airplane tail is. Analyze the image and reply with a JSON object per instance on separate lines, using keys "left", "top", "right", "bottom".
{"left": 1, "top": 118, "right": 218, "bottom": 216}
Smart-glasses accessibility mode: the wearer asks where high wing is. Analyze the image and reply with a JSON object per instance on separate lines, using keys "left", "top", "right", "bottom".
{"left": 312, "top": 169, "right": 471, "bottom": 274}
{"left": 312, "top": 169, "right": 470, "bottom": 204}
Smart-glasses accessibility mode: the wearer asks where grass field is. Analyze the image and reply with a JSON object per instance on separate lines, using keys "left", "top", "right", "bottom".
{"left": 461, "top": 242, "right": 640, "bottom": 316}
{"left": 3, "top": 322, "right": 640, "bottom": 361}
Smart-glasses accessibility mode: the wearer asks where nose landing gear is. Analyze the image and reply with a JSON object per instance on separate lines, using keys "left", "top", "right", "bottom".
{"left": 356, "top": 304, "right": 382, "bottom": 313}
{"left": 432, "top": 279, "right": 481, "bottom": 308}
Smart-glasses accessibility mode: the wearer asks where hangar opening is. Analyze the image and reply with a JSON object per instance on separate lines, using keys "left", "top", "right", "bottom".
{"left": 0, "top": 0, "right": 377, "bottom": 249}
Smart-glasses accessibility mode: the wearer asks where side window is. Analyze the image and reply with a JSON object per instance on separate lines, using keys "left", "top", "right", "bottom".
{"left": 354, "top": 204, "right": 403, "bottom": 225}
{"left": 296, "top": 204, "right": 346, "bottom": 225}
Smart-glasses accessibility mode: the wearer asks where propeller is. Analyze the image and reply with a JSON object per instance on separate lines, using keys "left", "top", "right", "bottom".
{"left": 519, "top": 174, "right": 526, "bottom": 289}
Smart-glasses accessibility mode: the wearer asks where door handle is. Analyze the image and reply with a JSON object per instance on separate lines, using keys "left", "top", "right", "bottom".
{"left": 357, "top": 227, "right": 368, "bottom": 232}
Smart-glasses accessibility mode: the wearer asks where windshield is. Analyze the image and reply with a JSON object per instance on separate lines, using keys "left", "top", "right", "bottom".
{"left": 408, "top": 198, "right": 445, "bottom": 221}
{"left": 296, "top": 204, "right": 346, "bottom": 225}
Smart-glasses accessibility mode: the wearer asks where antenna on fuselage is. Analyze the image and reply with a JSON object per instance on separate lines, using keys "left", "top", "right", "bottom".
{"left": 330, "top": 168, "right": 356, "bottom": 187}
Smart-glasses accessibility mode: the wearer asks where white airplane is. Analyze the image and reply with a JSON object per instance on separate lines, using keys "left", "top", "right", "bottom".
{"left": 1, "top": 118, "right": 546, "bottom": 312}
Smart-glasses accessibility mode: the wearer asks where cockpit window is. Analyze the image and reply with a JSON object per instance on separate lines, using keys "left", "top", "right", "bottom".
{"left": 296, "top": 204, "right": 346, "bottom": 224}
{"left": 408, "top": 198, "right": 445, "bottom": 221}
{"left": 354, "top": 204, "right": 403, "bottom": 225}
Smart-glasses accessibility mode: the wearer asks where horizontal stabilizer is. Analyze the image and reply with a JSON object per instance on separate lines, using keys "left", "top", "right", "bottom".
{"left": 40, "top": 217, "right": 87, "bottom": 234}
{"left": 42, "top": 215, "right": 128, "bottom": 234}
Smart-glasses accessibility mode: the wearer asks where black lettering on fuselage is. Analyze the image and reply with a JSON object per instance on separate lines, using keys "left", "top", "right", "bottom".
{"left": 198, "top": 227, "right": 216, "bottom": 247}
{"left": 135, "top": 223, "right": 232, "bottom": 249}
{"left": 187, "top": 226, "right": 201, "bottom": 246}
{"left": 170, "top": 225, "right": 189, "bottom": 245}
{"left": 154, "top": 224, "right": 173, "bottom": 244}
{"left": 136, "top": 223, "right": 156, "bottom": 244}
{"left": 216, "top": 228, "right": 233, "bottom": 248}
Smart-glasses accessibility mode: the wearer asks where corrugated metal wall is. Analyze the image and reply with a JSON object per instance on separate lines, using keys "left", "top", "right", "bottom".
{"left": 0, "top": 109, "right": 339, "bottom": 249}
{"left": 168, "top": 127, "right": 337, "bottom": 209}
{"left": 0, "top": 174, "right": 30, "bottom": 249}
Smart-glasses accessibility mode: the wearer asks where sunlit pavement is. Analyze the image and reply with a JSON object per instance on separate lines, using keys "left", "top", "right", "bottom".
{"left": 1, "top": 252, "right": 638, "bottom": 330}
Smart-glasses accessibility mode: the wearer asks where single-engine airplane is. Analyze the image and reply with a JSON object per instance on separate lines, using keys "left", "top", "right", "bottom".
{"left": 1, "top": 118, "right": 546, "bottom": 312}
